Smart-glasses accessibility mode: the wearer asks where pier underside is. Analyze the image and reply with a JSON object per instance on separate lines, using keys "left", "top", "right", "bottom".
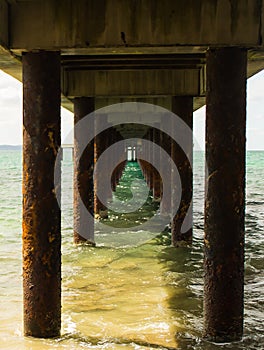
{"left": 0, "top": 0, "right": 264, "bottom": 343}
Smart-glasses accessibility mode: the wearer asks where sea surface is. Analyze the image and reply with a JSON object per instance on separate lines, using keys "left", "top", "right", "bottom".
{"left": 0, "top": 150, "right": 263, "bottom": 349}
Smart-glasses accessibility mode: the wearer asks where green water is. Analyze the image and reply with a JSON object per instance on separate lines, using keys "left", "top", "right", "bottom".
{"left": 0, "top": 150, "right": 263, "bottom": 349}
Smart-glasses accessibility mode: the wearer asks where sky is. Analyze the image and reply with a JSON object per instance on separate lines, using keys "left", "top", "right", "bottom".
{"left": 0, "top": 68, "right": 264, "bottom": 150}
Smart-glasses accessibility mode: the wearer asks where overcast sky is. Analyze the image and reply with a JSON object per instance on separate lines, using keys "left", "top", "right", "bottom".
{"left": 0, "top": 68, "right": 263, "bottom": 150}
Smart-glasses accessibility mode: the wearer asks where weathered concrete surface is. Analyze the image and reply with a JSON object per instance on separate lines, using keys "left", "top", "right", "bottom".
{"left": 0, "top": 0, "right": 8, "bottom": 47}
{"left": 204, "top": 47, "right": 246, "bottom": 342}
{"left": 61, "top": 54, "right": 205, "bottom": 98}
{"left": 22, "top": 51, "right": 61, "bottom": 338}
{"left": 62, "top": 67, "right": 204, "bottom": 98}
{"left": 8, "top": 1, "right": 263, "bottom": 50}
{"left": 0, "top": 0, "right": 264, "bottom": 113}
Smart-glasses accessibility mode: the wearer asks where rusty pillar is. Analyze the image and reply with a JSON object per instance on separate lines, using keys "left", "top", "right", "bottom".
{"left": 22, "top": 51, "right": 61, "bottom": 337}
{"left": 140, "top": 135, "right": 152, "bottom": 189}
{"left": 94, "top": 115, "right": 109, "bottom": 218}
{"left": 138, "top": 158, "right": 146, "bottom": 181}
{"left": 152, "top": 127, "right": 162, "bottom": 201}
{"left": 111, "top": 130, "right": 123, "bottom": 192}
{"left": 110, "top": 130, "right": 117, "bottom": 192}
{"left": 73, "top": 97, "right": 95, "bottom": 244}
{"left": 148, "top": 129, "right": 154, "bottom": 192}
{"left": 117, "top": 159, "right": 127, "bottom": 182}
{"left": 171, "top": 96, "right": 193, "bottom": 246}
{"left": 143, "top": 129, "right": 153, "bottom": 191}
{"left": 204, "top": 48, "right": 247, "bottom": 342}
{"left": 160, "top": 128, "right": 172, "bottom": 215}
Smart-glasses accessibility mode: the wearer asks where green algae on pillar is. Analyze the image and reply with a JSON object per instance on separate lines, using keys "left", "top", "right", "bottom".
{"left": 204, "top": 47, "right": 247, "bottom": 342}
{"left": 22, "top": 51, "right": 61, "bottom": 338}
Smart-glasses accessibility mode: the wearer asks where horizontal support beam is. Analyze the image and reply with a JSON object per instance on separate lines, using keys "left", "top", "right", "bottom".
{"left": 61, "top": 53, "right": 205, "bottom": 70}
{"left": 95, "top": 97, "right": 172, "bottom": 110}
{"left": 9, "top": 0, "right": 263, "bottom": 51}
{"left": 0, "top": 0, "right": 8, "bottom": 47}
{"left": 62, "top": 68, "right": 205, "bottom": 97}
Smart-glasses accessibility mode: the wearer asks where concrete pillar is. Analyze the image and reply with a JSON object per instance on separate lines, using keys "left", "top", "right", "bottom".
{"left": 138, "top": 158, "right": 146, "bottom": 181}
{"left": 152, "top": 127, "right": 162, "bottom": 201}
{"left": 144, "top": 129, "right": 153, "bottom": 191}
{"left": 171, "top": 96, "right": 193, "bottom": 246}
{"left": 149, "top": 129, "right": 154, "bottom": 192}
{"left": 22, "top": 51, "right": 61, "bottom": 337}
{"left": 94, "top": 115, "right": 109, "bottom": 218}
{"left": 73, "top": 97, "right": 95, "bottom": 244}
{"left": 111, "top": 131, "right": 119, "bottom": 191}
{"left": 160, "top": 128, "right": 172, "bottom": 215}
{"left": 110, "top": 130, "right": 117, "bottom": 191}
{"left": 204, "top": 47, "right": 247, "bottom": 342}
{"left": 110, "top": 130, "right": 124, "bottom": 192}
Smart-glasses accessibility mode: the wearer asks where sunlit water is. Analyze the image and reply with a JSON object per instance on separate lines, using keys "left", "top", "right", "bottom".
{"left": 0, "top": 150, "right": 263, "bottom": 349}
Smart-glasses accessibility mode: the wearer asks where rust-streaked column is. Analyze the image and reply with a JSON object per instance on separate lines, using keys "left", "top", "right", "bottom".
{"left": 73, "top": 97, "right": 95, "bottom": 244}
{"left": 153, "top": 127, "right": 161, "bottom": 201}
{"left": 204, "top": 47, "right": 247, "bottom": 342}
{"left": 148, "top": 129, "right": 154, "bottom": 192}
{"left": 110, "top": 130, "right": 117, "bottom": 191}
{"left": 23, "top": 51, "right": 61, "bottom": 337}
{"left": 111, "top": 128, "right": 120, "bottom": 192}
{"left": 143, "top": 129, "right": 153, "bottom": 191}
{"left": 160, "top": 128, "right": 171, "bottom": 215}
{"left": 171, "top": 96, "right": 193, "bottom": 246}
{"left": 110, "top": 129, "right": 124, "bottom": 192}
{"left": 94, "top": 115, "right": 109, "bottom": 218}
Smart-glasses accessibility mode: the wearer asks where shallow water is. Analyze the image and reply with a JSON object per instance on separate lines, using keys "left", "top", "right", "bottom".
{"left": 0, "top": 150, "right": 263, "bottom": 349}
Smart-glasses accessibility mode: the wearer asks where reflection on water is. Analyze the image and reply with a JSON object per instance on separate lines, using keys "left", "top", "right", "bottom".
{"left": 0, "top": 151, "right": 263, "bottom": 349}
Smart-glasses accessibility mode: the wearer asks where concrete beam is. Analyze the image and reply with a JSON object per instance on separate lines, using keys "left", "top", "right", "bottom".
{"left": 95, "top": 97, "right": 172, "bottom": 111}
{"left": 0, "top": 0, "right": 8, "bottom": 47}
{"left": 9, "top": 0, "right": 263, "bottom": 51}
{"left": 62, "top": 68, "right": 204, "bottom": 98}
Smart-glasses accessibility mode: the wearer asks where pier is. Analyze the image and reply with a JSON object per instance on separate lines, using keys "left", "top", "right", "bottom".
{"left": 0, "top": 0, "right": 264, "bottom": 343}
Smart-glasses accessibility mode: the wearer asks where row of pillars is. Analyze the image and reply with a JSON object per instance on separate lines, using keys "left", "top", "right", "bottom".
{"left": 73, "top": 101, "right": 125, "bottom": 244}
{"left": 22, "top": 47, "right": 246, "bottom": 342}
{"left": 137, "top": 98, "right": 193, "bottom": 246}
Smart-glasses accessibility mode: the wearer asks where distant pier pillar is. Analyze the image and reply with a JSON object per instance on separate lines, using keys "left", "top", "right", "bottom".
{"left": 204, "top": 47, "right": 247, "bottom": 342}
{"left": 171, "top": 96, "right": 193, "bottom": 246}
{"left": 111, "top": 130, "right": 124, "bottom": 192}
{"left": 110, "top": 130, "right": 117, "bottom": 191}
{"left": 73, "top": 97, "right": 95, "bottom": 244}
{"left": 160, "top": 127, "right": 172, "bottom": 215}
{"left": 145, "top": 129, "right": 153, "bottom": 191}
{"left": 153, "top": 127, "right": 161, "bottom": 201}
{"left": 94, "top": 115, "right": 109, "bottom": 219}
{"left": 22, "top": 51, "right": 61, "bottom": 337}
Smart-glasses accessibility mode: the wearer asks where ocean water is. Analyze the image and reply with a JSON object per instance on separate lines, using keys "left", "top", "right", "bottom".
{"left": 0, "top": 150, "right": 263, "bottom": 350}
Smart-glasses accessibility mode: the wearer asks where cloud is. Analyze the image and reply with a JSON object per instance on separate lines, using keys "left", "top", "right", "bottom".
{"left": 0, "top": 70, "right": 22, "bottom": 118}
{"left": 247, "top": 70, "right": 264, "bottom": 101}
